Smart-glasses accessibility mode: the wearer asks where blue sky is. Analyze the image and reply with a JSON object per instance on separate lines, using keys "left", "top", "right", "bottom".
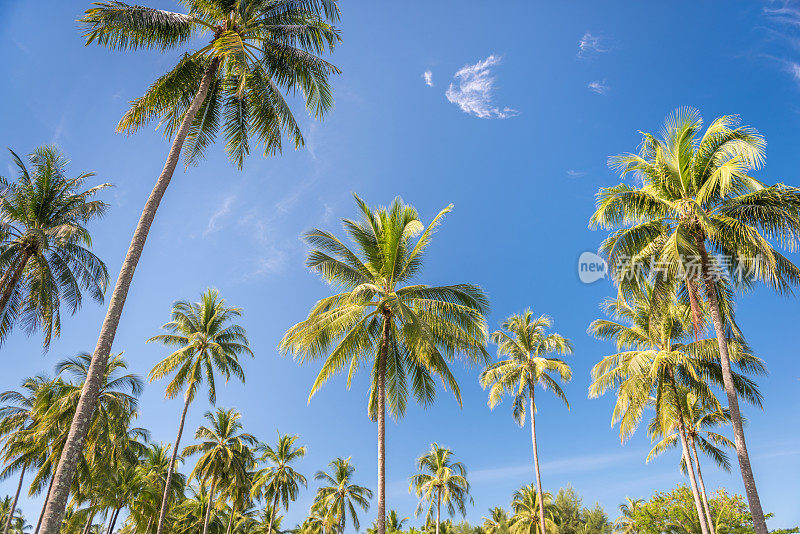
{"left": 1, "top": 0, "right": 799, "bottom": 530}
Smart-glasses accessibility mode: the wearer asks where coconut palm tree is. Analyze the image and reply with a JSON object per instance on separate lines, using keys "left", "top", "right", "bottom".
{"left": 281, "top": 195, "right": 489, "bottom": 534}
{"left": 0, "top": 146, "right": 109, "bottom": 349}
{"left": 589, "top": 108, "right": 800, "bottom": 533}
{"left": 128, "top": 443, "right": 186, "bottom": 534}
{"left": 41, "top": 2, "right": 341, "bottom": 529}
{"left": 588, "top": 284, "right": 764, "bottom": 534}
{"left": 482, "top": 508, "right": 510, "bottom": 534}
{"left": 613, "top": 498, "right": 642, "bottom": 534}
{"left": 183, "top": 408, "right": 256, "bottom": 534}
{"left": 313, "top": 457, "right": 372, "bottom": 534}
{"left": 147, "top": 288, "right": 252, "bottom": 534}
{"left": 480, "top": 311, "right": 572, "bottom": 534}
{"left": 509, "top": 485, "right": 555, "bottom": 534}
{"left": 251, "top": 433, "right": 306, "bottom": 534}
{"left": 647, "top": 389, "right": 735, "bottom": 534}
{"left": 0, "top": 496, "right": 27, "bottom": 534}
{"left": 410, "top": 444, "right": 471, "bottom": 534}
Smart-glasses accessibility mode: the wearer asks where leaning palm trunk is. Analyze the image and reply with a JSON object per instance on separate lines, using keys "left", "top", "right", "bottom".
{"left": 156, "top": 391, "right": 193, "bottom": 534}
{"left": 267, "top": 493, "right": 279, "bottom": 534}
{"left": 38, "top": 57, "right": 221, "bottom": 534}
{"left": 2, "top": 465, "right": 26, "bottom": 534}
{"left": 35, "top": 475, "right": 56, "bottom": 534}
{"left": 691, "top": 436, "right": 716, "bottom": 534}
{"left": 376, "top": 312, "right": 389, "bottom": 534}
{"left": 528, "top": 386, "right": 546, "bottom": 534}
{"left": 669, "top": 379, "right": 710, "bottom": 534}
{"left": 202, "top": 479, "right": 217, "bottom": 534}
{"left": 696, "top": 239, "right": 768, "bottom": 534}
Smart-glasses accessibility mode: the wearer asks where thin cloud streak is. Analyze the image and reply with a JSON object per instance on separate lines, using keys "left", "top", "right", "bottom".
{"left": 588, "top": 80, "right": 610, "bottom": 94}
{"left": 470, "top": 450, "right": 643, "bottom": 483}
{"left": 578, "top": 32, "right": 608, "bottom": 57}
{"left": 423, "top": 69, "right": 434, "bottom": 87}
{"left": 446, "top": 55, "right": 518, "bottom": 119}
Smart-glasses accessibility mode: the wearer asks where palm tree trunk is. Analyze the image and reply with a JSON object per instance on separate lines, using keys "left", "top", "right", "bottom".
{"left": 668, "top": 378, "right": 710, "bottom": 534}
{"left": 106, "top": 506, "right": 122, "bottom": 534}
{"left": 203, "top": 479, "right": 217, "bottom": 534}
{"left": 226, "top": 506, "right": 235, "bottom": 534}
{"left": 145, "top": 516, "right": 152, "bottom": 534}
{"left": 529, "top": 383, "right": 546, "bottom": 534}
{"left": 2, "top": 465, "right": 25, "bottom": 534}
{"left": 376, "top": 311, "right": 389, "bottom": 534}
{"left": 38, "top": 56, "right": 221, "bottom": 534}
{"left": 267, "top": 493, "right": 279, "bottom": 534}
{"left": 696, "top": 239, "right": 768, "bottom": 534}
{"left": 691, "top": 436, "right": 715, "bottom": 534}
{"left": 34, "top": 475, "right": 56, "bottom": 534}
{"left": 436, "top": 489, "right": 441, "bottom": 534}
{"left": 81, "top": 508, "right": 96, "bottom": 534}
{"left": 0, "top": 249, "right": 33, "bottom": 317}
{"left": 155, "top": 391, "right": 192, "bottom": 534}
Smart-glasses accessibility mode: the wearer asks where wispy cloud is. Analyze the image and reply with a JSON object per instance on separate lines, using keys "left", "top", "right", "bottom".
{"left": 588, "top": 80, "right": 610, "bottom": 95}
{"left": 567, "top": 169, "right": 587, "bottom": 178}
{"left": 470, "top": 450, "right": 643, "bottom": 483}
{"left": 204, "top": 195, "right": 236, "bottom": 237}
{"left": 423, "top": 69, "right": 434, "bottom": 87}
{"left": 446, "top": 55, "right": 518, "bottom": 119}
{"left": 578, "top": 32, "right": 608, "bottom": 58}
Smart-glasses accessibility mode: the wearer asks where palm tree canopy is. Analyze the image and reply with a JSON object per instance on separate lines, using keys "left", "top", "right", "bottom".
{"left": 313, "top": 457, "right": 372, "bottom": 532}
{"left": 480, "top": 310, "right": 573, "bottom": 425}
{"left": 280, "top": 194, "right": 490, "bottom": 420}
{"left": 79, "top": 0, "right": 341, "bottom": 168}
{"left": 410, "top": 443, "right": 471, "bottom": 521}
{"left": 251, "top": 432, "right": 307, "bottom": 507}
{"left": 509, "top": 485, "right": 556, "bottom": 534}
{"left": 0, "top": 146, "right": 110, "bottom": 348}
{"left": 183, "top": 408, "right": 256, "bottom": 488}
{"left": 148, "top": 288, "right": 253, "bottom": 403}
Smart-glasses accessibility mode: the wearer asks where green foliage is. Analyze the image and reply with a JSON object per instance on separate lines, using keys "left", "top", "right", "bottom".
{"left": 410, "top": 444, "right": 471, "bottom": 524}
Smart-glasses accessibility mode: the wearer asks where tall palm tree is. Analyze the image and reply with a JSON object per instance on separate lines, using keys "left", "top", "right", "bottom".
{"left": 480, "top": 311, "right": 572, "bottom": 534}
{"left": 589, "top": 108, "right": 800, "bottom": 533}
{"left": 509, "top": 485, "right": 555, "bottom": 534}
{"left": 313, "top": 457, "right": 372, "bottom": 534}
{"left": 588, "top": 285, "right": 764, "bottom": 534}
{"left": 41, "top": 1, "right": 341, "bottom": 529}
{"left": 613, "top": 498, "right": 643, "bottom": 534}
{"left": 647, "top": 389, "right": 735, "bottom": 534}
{"left": 183, "top": 409, "right": 256, "bottom": 534}
{"left": 281, "top": 195, "right": 489, "bottom": 534}
{"left": 410, "top": 444, "right": 471, "bottom": 534}
{"left": 251, "top": 433, "right": 306, "bottom": 534}
{"left": 0, "top": 146, "right": 109, "bottom": 349}
{"left": 147, "top": 288, "right": 252, "bottom": 534}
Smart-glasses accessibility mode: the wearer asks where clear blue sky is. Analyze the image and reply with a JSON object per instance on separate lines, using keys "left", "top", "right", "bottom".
{"left": 1, "top": 0, "right": 799, "bottom": 530}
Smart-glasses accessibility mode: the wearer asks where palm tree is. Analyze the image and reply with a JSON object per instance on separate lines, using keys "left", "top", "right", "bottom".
{"left": 482, "top": 508, "right": 510, "bottom": 534}
{"left": 509, "top": 485, "right": 555, "bottom": 534}
{"left": 647, "top": 389, "right": 735, "bottom": 534}
{"left": 0, "top": 146, "right": 109, "bottom": 349}
{"left": 183, "top": 408, "right": 256, "bottom": 534}
{"left": 251, "top": 433, "right": 306, "bottom": 534}
{"left": 0, "top": 496, "right": 27, "bottom": 534}
{"left": 480, "top": 311, "right": 572, "bottom": 534}
{"left": 41, "top": 2, "right": 341, "bottom": 529}
{"left": 313, "top": 457, "right": 372, "bottom": 534}
{"left": 410, "top": 444, "right": 471, "bottom": 534}
{"left": 147, "top": 288, "right": 252, "bottom": 534}
{"left": 613, "top": 498, "right": 642, "bottom": 534}
{"left": 588, "top": 284, "right": 764, "bottom": 534}
{"left": 129, "top": 443, "right": 186, "bottom": 534}
{"left": 281, "top": 195, "right": 489, "bottom": 534}
{"left": 589, "top": 108, "right": 800, "bottom": 533}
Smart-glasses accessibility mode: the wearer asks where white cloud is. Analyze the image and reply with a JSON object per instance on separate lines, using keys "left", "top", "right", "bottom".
{"left": 423, "top": 69, "right": 433, "bottom": 87}
{"left": 470, "top": 450, "right": 643, "bottom": 483}
{"left": 588, "top": 80, "right": 610, "bottom": 94}
{"left": 204, "top": 194, "right": 236, "bottom": 237}
{"left": 445, "top": 55, "right": 518, "bottom": 119}
{"left": 789, "top": 61, "right": 800, "bottom": 81}
{"left": 567, "top": 169, "right": 586, "bottom": 177}
{"left": 578, "top": 32, "right": 607, "bottom": 57}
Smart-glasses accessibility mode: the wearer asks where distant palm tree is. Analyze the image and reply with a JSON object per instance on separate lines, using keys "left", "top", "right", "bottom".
{"left": 0, "top": 146, "right": 109, "bottom": 348}
{"left": 148, "top": 288, "right": 252, "bottom": 534}
{"left": 509, "top": 485, "right": 555, "bottom": 534}
{"left": 482, "top": 507, "right": 510, "bottom": 534}
{"left": 0, "top": 496, "right": 28, "bottom": 534}
{"left": 613, "top": 498, "right": 643, "bottom": 534}
{"left": 183, "top": 408, "right": 256, "bottom": 534}
{"left": 251, "top": 433, "right": 307, "bottom": 534}
{"left": 480, "top": 311, "right": 572, "bottom": 534}
{"left": 40, "top": 1, "right": 341, "bottom": 529}
{"left": 385, "top": 511, "right": 409, "bottom": 533}
{"left": 590, "top": 108, "right": 800, "bottom": 534}
{"left": 281, "top": 195, "right": 489, "bottom": 534}
{"left": 410, "top": 444, "right": 471, "bottom": 534}
{"left": 314, "top": 457, "right": 372, "bottom": 534}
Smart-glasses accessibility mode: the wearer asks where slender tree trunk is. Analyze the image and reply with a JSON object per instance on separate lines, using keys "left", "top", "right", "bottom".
{"left": 202, "top": 479, "right": 217, "bottom": 534}
{"left": 691, "top": 436, "right": 716, "bottom": 534}
{"left": 226, "top": 505, "right": 234, "bottom": 534}
{"left": 267, "top": 493, "right": 279, "bottom": 534}
{"left": 81, "top": 509, "right": 95, "bottom": 534}
{"left": 106, "top": 506, "right": 122, "bottom": 534}
{"left": 376, "top": 311, "right": 389, "bottom": 534}
{"left": 436, "top": 489, "right": 441, "bottom": 534}
{"left": 668, "top": 379, "right": 710, "bottom": 534}
{"left": 529, "top": 382, "right": 546, "bottom": 534}
{"left": 696, "top": 239, "right": 768, "bottom": 534}
{"left": 2, "top": 466, "right": 26, "bottom": 534}
{"left": 38, "top": 57, "right": 221, "bottom": 534}
{"left": 0, "top": 249, "right": 33, "bottom": 319}
{"left": 144, "top": 516, "right": 152, "bottom": 534}
{"left": 35, "top": 475, "right": 56, "bottom": 534}
{"left": 156, "top": 390, "right": 192, "bottom": 534}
